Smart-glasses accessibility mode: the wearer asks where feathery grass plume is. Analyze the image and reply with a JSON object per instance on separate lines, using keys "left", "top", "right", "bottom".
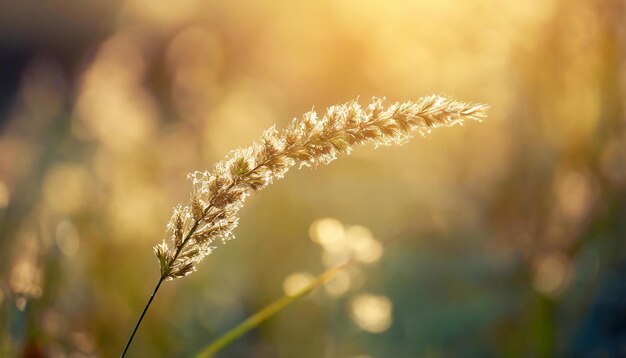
{"left": 122, "top": 95, "right": 488, "bottom": 356}
{"left": 154, "top": 95, "right": 488, "bottom": 280}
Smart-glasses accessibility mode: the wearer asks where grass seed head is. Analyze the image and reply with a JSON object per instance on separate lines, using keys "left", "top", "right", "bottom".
{"left": 154, "top": 95, "right": 489, "bottom": 280}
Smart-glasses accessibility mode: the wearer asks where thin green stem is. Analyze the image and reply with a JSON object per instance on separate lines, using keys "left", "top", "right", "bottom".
{"left": 121, "top": 276, "right": 165, "bottom": 357}
{"left": 194, "top": 263, "right": 349, "bottom": 358}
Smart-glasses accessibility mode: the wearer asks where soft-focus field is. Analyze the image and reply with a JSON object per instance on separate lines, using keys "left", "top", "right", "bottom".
{"left": 1, "top": 0, "right": 625, "bottom": 356}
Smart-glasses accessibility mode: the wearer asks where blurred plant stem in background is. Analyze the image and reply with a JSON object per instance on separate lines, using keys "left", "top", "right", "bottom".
{"left": 196, "top": 262, "right": 349, "bottom": 358}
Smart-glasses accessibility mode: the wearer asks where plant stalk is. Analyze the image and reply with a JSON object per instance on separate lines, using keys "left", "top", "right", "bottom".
{"left": 195, "top": 263, "right": 348, "bottom": 358}
{"left": 121, "top": 276, "right": 165, "bottom": 357}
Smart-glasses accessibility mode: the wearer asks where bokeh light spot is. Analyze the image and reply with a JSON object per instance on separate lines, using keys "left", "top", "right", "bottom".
{"left": 56, "top": 220, "right": 80, "bottom": 257}
{"left": 324, "top": 270, "right": 351, "bottom": 297}
{"left": 10, "top": 260, "right": 42, "bottom": 299}
{"left": 345, "top": 225, "right": 383, "bottom": 264}
{"left": 349, "top": 293, "right": 393, "bottom": 333}
{"left": 309, "top": 217, "right": 345, "bottom": 251}
{"left": 282, "top": 272, "right": 314, "bottom": 297}
{"left": 555, "top": 171, "right": 593, "bottom": 222}
{"left": 533, "top": 252, "right": 572, "bottom": 297}
{"left": 0, "top": 181, "right": 9, "bottom": 208}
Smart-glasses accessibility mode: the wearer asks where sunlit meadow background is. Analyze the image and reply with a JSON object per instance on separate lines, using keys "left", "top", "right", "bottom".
{"left": 1, "top": 0, "right": 625, "bottom": 356}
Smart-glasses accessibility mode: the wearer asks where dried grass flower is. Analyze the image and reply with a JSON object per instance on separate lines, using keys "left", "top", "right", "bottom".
{"left": 154, "top": 95, "right": 488, "bottom": 279}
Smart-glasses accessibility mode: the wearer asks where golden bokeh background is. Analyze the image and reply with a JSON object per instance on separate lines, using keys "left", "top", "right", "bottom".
{"left": 0, "top": 0, "right": 625, "bottom": 356}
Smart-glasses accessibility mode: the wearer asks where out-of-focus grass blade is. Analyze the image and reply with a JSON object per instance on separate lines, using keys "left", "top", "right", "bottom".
{"left": 194, "top": 263, "right": 348, "bottom": 358}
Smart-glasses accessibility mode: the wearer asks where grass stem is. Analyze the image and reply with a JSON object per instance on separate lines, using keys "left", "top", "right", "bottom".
{"left": 121, "top": 276, "right": 165, "bottom": 357}
{"left": 195, "top": 263, "right": 348, "bottom": 358}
